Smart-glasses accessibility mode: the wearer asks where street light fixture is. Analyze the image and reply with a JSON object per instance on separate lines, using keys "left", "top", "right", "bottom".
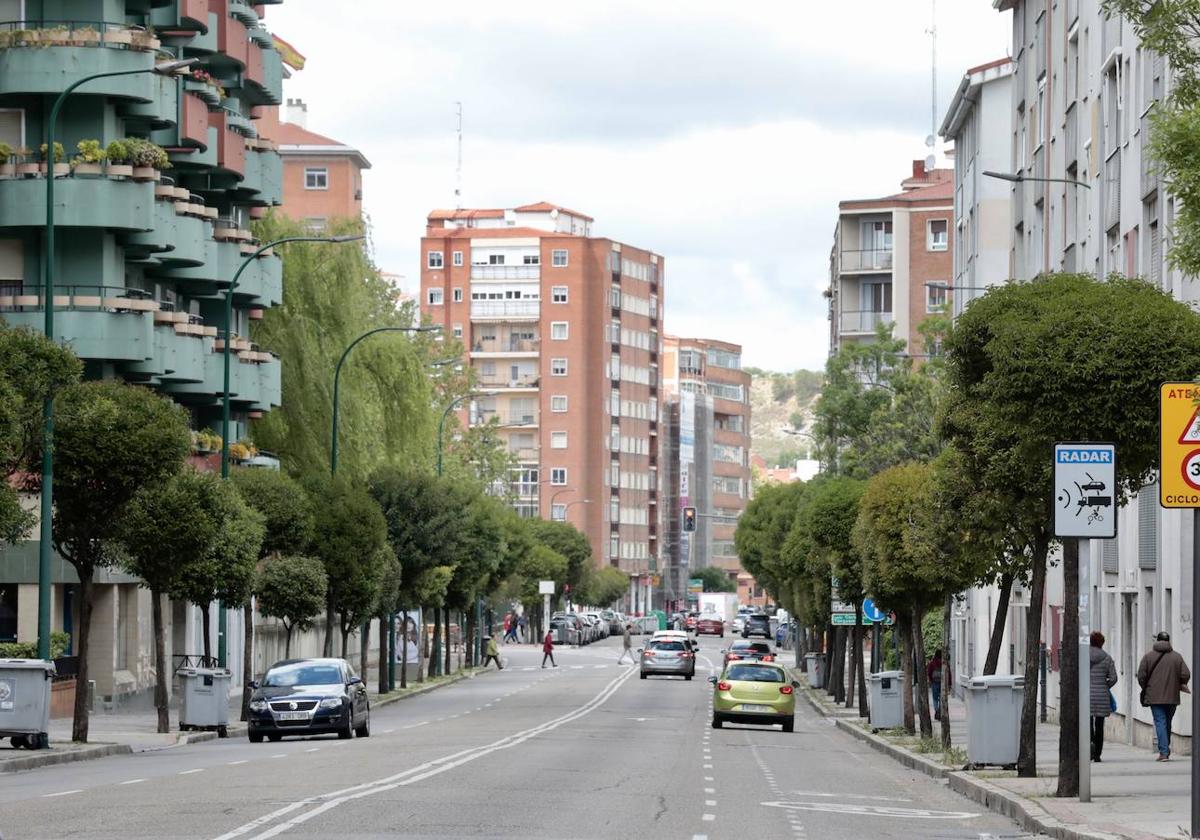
{"left": 435, "top": 391, "right": 497, "bottom": 477}
{"left": 35, "top": 57, "right": 200, "bottom": 658}
{"left": 982, "top": 170, "right": 1092, "bottom": 190}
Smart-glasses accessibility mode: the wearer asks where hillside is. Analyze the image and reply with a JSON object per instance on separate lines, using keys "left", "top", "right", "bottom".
{"left": 746, "top": 368, "right": 822, "bottom": 467}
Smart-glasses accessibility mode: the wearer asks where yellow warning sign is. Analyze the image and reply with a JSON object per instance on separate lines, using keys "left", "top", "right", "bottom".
{"left": 1160, "top": 383, "right": 1200, "bottom": 507}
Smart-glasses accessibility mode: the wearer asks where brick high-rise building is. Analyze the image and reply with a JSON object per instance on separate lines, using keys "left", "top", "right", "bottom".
{"left": 420, "top": 203, "right": 664, "bottom": 578}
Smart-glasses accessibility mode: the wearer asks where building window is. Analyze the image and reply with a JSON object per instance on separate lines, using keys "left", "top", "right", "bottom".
{"left": 610, "top": 535, "right": 619, "bottom": 558}
{"left": 453, "top": 251, "right": 463, "bottom": 267}
{"left": 550, "top": 358, "right": 568, "bottom": 376}
{"left": 550, "top": 249, "right": 568, "bottom": 267}
{"left": 551, "top": 503, "right": 567, "bottom": 521}
{"left": 551, "top": 286, "right": 568, "bottom": 304}
{"left": 927, "top": 219, "right": 949, "bottom": 251}
{"left": 550, "top": 321, "right": 569, "bottom": 340}
{"left": 0, "top": 584, "right": 16, "bottom": 642}
{"left": 550, "top": 467, "right": 567, "bottom": 485}
{"left": 452, "top": 323, "right": 463, "bottom": 338}
{"left": 452, "top": 287, "right": 463, "bottom": 303}
{"left": 488, "top": 254, "right": 505, "bottom": 265}
{"left": 304, "top": 167, "right": 328, "bottom": 190}
{"left": 304, "top": 217, "right": 328, "bottom": 233}
{"left": 523, "top": 254, "right": 541, "bottom": 265}
{"left": 551, "top": 431, "right": 567, "bottom": 449}
{"left": 551, "top": 395, "right": 568, "bottom": 412}
{"left": 427, "top": 251, "right": 444, "bottom": 269}
{"left": 927, "top": 283, "right": 949, "bottom": 312}
{"left": 427, "top": 288, "right": 444, "bottom": 306}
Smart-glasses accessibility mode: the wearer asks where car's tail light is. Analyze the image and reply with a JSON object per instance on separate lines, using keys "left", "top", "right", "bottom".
{"left": 717, "top": 681, "right": 731, "bottom": 691}
{"left": 763, "top": 655, "right": 774, "bottom": 662}
{"left": 643, "top": 650, "right": 653, "bottom": 657}
{"left": 727, "top": 654, "right": 740, "bottom": 661}
{"left": 780, "top": 685, "right": 794, "bottom": 695}
{"left": 680, "top": 652, "right": 693, "bottom": 658}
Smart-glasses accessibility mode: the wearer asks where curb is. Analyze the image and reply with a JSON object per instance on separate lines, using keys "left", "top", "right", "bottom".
{"left": 0, "top": 743, "right": 132, "bottom": 773}
{"left": 372, "top": 668, "right": 479, "bottom": 709}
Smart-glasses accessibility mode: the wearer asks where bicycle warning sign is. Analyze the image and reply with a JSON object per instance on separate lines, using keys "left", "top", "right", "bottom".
{"left": 1161, "top": 383, "right": 1200, "bottom": 508}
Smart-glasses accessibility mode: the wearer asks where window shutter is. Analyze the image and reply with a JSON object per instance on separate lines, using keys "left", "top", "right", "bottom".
{"left": 1138, "top": 482, "right": 1159, "bottom": 570}
{"left": 1101, "top": 539, "right": 1119, "bottom": 574}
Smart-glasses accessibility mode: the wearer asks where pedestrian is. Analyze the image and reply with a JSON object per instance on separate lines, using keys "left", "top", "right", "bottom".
{"left": 482, "top": 636, "right": 503, "bottom": 670}
{"left": 926, "top": 649, "right": 947, "bottom": 718}
{"left": 1088, "top": 631, "right": 1118, "bottom": 762}
{"left": 617, "top": 623, "right": 636, "bottom": 665}
{"left": 503, "top": 612, "right": 519, "bottom": 644}
{"left": 1137, "top": 630, "right": 1191, "bottom": 761}
{"left": 518, "top": 613, "right": 528, "bottom": 643}
{"left": 541, "top": 629, "right": 557, "bottom": 668}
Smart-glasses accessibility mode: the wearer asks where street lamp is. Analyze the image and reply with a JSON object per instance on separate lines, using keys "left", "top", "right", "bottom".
{"left": 982, "top": 170, "right": 1092, "bottom": 190}
{"left": 436, "top": 391, "right": 497, "bottom": 477}
{"left": 36, "top": 57, "right": 199, "bottom": 659}
{"left": 561, "top": 499, "right": 591, "bottom": 520}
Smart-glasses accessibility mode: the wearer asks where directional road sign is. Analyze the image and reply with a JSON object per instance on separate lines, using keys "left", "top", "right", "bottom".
{"left": 1053, "top": 442, "right": 1116, "bottom": 538}
{"left": 1161, "top": 383, "right": 1200, "bottom": 508}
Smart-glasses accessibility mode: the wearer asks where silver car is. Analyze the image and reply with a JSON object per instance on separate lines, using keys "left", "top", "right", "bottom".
{"left": 639, "top": 638, "right": 696, "bottom": 680}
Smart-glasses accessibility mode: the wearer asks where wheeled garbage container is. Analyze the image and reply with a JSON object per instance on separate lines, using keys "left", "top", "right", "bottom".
{"left": 0, "top": 659, "right": 56, "bottom": 750}
{"left": 804, "top": 653, "right": 826, "bottom": 689}
{"left": 965, "top": 674, "right": 1024, "bottom": 767}
{"left": 868, "top": 669, "right": 904, "bottom": 730}
{"left": 178, "top": 667, "right": 231, "bottom": 737}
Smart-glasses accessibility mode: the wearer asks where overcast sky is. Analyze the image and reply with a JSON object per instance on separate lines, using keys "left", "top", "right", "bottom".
{"left": 265, "top": 1, "right": 1011, "bottom": 372}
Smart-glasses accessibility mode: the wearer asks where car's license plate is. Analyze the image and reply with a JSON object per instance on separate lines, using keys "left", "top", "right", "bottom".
{"left": 739, "top": 704, "right": 771, "bottom": 712}
{"left": 276, "top": 711, "right": 309, "bottom": 721}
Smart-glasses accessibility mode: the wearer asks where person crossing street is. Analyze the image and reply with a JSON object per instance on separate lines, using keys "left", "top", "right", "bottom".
{"left": 482, "top": 636, "right": 503, "bottom": 670}
{"left": 541, "top": 629, "right": 557, "bottom": 668}
{"left": 617, "top": 623, "right": 636, "bottom": 665}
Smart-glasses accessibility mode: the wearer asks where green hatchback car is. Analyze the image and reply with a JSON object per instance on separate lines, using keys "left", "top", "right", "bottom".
{"left": 709, "top": 661, "right": 797, "bottom": 732}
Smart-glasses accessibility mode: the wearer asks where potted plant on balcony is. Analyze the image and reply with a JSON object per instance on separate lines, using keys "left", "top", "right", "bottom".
{"left": 69, "top": 25, "right": 100, "bottom": 47}
{"left": 126, "top": 138, "right": 169, "bottom": 182}
{"left": 229, "top": 440, "right": 258, "bottom": 462}
{"left": 71, "top": 139, "right": 106, "bottom": 177}
{"left": 101, "top": 25, "right": 133, "bottom": 47}
{"left": 0, "top": 144, "right": 12, "bottom": 179}
{"left": 41, "top": 25, "right": 71, "bottom": 47}
{"left": 128, "top": 26, "right": 160, "bottom": 52}
{"left": 38, "top": 142, "right": 67, "bottom": 177}
{"left": 104, "top": 140, "right": 132, "bottom": 178}
{"left": 191, "top": 428, "right": 222, "bottom": 454}
{"left": 13, "top": 147, "right": 36, "bottom": 177}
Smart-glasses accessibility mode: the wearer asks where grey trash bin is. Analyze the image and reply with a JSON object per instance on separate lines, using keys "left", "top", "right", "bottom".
{"left": 0, "top": 659, "right": 56, "bottom": 750}
{"left": 965, "top": 674, "right": 1024, "bottom": 767}
{"left": 868, "top": 669, "right": 905, "bottom": 729}
{"left": 178, "top": 667, "right": 231, "bottom": 737}
{"left": 804, "top": 653, "right": 826, "bottom": 689}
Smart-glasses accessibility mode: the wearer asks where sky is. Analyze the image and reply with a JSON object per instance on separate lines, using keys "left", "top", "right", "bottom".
{"left": 265, "top": 1, "right": 1012, "bottom": 372}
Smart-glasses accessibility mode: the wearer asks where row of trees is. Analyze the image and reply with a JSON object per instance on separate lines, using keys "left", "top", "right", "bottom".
{"left": 736, "top": 273, "right": 1200, "bottom": 797}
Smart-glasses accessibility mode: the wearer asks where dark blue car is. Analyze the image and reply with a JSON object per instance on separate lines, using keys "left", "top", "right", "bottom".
{"left": 247, "top": 658, "right": 370, "bottom": 743}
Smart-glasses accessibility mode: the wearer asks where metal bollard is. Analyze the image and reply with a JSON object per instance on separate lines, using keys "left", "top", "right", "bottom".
{"left": 1039, "top": 642, "right": 1048, "bottom": 723}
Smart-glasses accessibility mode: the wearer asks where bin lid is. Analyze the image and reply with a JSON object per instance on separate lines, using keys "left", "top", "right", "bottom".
{"left": 0, "top": 658, "right": 57, "bottom": 676}
{"left": 967, "top": 674, "right": 1024, "bottom": 689}
{"left": 178, "top": 667, "right": 231, "bottom": 678}
{"left": 868, "top": 670, "right": 902, "bottom": 681}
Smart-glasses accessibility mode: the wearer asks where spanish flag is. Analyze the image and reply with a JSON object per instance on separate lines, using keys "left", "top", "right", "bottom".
{"left": 272, "top": 34, "right": 306, "bottom": 71}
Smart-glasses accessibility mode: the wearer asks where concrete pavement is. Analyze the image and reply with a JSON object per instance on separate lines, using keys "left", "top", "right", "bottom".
{"left": 0, "top": 636, "right": 1030, "bottom": 839}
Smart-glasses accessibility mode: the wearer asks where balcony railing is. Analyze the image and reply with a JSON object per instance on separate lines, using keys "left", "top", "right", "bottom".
{"left": 470, "top": 264, "right": 540, "bottom": 280}
{"left": 839, "top": 309, "right": 894, "bottom": 334}
{"left": 475, "top": 374, "right": 539, "bottom": 389}
{"left": 472, "top": 337, "right": 539, "bottom": 353}
{"left": 839, "top": 248, "right": 893, "bottom": 272}
{"left": 0, "top": 284, "right": 159, "bottom": 312}
{"left": 470, "top": 300, "right": 540, "bottom": 319}
{"left": 508, "top": 447, "right": 539, "bottom": 461}
{"left": 477, "top": 409, "right": 538, "bottom": 427}
{"left": 1064, "top": 102, "right": 1078, "bottom": 168}
{"left": 0, "top": 20, "right": 160, "bottom": 52}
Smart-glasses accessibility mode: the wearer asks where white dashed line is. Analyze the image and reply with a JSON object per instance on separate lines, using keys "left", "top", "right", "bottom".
{"left": 271, "top": 753, "right": 286, "bottom": 758}
{"left": 704, "top": 775, "right": 714, "bottom": 781}
{"left": 179, "top": 768, "right": 204, "bottom": 775}
{"left": 401, "top": 721, "right": 429, "bottom": 729}
{"left": 705, "top": 799, "right": 717, "bottom": 806}
{"left": 42, "top": 790, "right": 81, "bottom": 798}
{"left": 305, "top": 748, "right": 320, "bottom": 753}
{"left": 228, "top": 759, "right": 248, "bottom": 766}
{"left": 704, "top": 787, "right": 715, "bottom": 794}
{"left": 120, "top": 778, "right": 146, "bottom": 785}
{"left": 703, "top": 763, "right": 713, "bottom": 769}
{"left": 702, "top": 814, "right": 716, "bottom": 822}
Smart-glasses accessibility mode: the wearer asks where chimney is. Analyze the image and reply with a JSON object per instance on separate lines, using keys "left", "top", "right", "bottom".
{"left": 912, "top": 158, "right": 925, "bottom": 180}
{"left": 285, "top": 97, "right": 307, "bottom": 128}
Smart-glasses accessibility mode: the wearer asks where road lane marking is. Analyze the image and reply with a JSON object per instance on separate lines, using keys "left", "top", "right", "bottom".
{"left": 702, "top": 814, "right": 715, "bottom": 822}
{"left": 704, "top": 776, "right": 714, "bottom": 781}
{"left": 271, "top": 754, "right": 286, "bottom": 758}
{"left": 42, "top": 790, "right": 82, "bottom": 798}
{"left": 705, "top": 800, "right": 717, "bottom": 806}
{"left": 180, "top": 768, "right": 204, "bottom": 775}
{"left": 760, "top": 801, "right": 980, "bottom": 820}
{"left": 703, "top": 763, "right": 713, "bottom": 769}
{"left": 788, "top": 790, "right": 913, "bottom": 802}
{"left": 704, "top": 787, "right": 714, "bottom": 794}
{"left": 305, "top": 748, "right": 320, "bottom": 753}
{"left": 120, "top": 779, "right": 146, "bottom": 785}
{"left": 381, "top": 729, "right": 395, "bottom": 734}
{"left": 216, "top": 666, "right": 638, "bottom": 840}
{"left": 400, "top": 721, "right": 428, "bottom": 730}
{"left": 228, "top": 760, "right": 248, "bottom": 766}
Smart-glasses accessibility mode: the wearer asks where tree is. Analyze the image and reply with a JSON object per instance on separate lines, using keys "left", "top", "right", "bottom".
{"left": 256, "top": 555, "right": 328, "bottom": 658}
{"left": 941, "top": 272, "right": 1200, "bottom": 789}
{"left": 40, "top": 381, "right": 191, "bottom": 741}
{"left": 579, "top": 566, "right": 629, "bottom": 607}
{"left": 527, "top": 519, "right": 592, "bottom": 596}
{"left": 693, "top": 566, "right": 735, "bottom": 593}
{"left": 117, "top": 470, "right": 221, "bottom": 733}
{"left": 447, "top": 493, "right": 506, "bottom": 667}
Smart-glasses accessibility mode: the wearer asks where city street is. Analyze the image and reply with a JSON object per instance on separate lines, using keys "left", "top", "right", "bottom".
{"left": 0, "top": 637, "right": 1028, "bottom": 840}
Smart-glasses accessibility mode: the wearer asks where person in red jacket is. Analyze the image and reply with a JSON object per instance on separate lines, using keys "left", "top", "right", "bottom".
{"left": 927, "top": 649, "right": 951, "bottom": 718}
{"left": 542, "top": 630, "right": 557, "bottom": 668}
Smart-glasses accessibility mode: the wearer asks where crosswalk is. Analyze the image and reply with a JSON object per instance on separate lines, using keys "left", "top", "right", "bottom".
{"left": 515, "top": 663, "right": 635, "bottom": 671}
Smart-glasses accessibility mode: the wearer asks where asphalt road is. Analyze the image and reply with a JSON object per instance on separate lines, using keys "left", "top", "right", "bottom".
{"left": 0, "top": 636, "right": 1036, "bottom": 839}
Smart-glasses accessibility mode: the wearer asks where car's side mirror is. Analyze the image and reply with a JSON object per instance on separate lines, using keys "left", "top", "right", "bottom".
{"left": 347, "top": 676, "right": 363, "bottom": 686}
{"left": 792, "top": 680, "right": 800, "bottom": 689}
{"left": 707, "top": 676, "right": 718, "bottom": 684}
{"left": 247, "top": 680, "right": 259, "bottom": 690}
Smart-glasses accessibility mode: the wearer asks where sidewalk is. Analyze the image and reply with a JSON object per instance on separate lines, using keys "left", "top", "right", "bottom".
{"left": 797, "top": 671, "right": 1188, "bottom": 840}
{"left": 0, "top": 666, "right": 482, "bottom": 773}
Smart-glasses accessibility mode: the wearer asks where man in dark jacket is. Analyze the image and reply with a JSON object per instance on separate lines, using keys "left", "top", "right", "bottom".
{"left": 1088, "top": 631, "right": 1118, "bottom": 761}
{"left": 1137, "top": 631, "right": 1191, "bottom": 761}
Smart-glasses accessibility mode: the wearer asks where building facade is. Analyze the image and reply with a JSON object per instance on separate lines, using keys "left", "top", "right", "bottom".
{"left": 420, "top": 203, "right": 663, "bottom": 579}
{"left": 660, "top": 336, "right": 754, "bottom": 609}
{"left": 0, "top": 0, "right": 290, "bottom": 703}
{"left": 828, "top": 161, "right": 955, "bottom": 356}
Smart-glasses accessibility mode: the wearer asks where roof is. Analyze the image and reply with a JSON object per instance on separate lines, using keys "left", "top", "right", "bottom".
{"left": 275, "top": 122, "right": 371, "bottom": 168}
{"left": 940, "top": 57, "right": 1014, "bottom": 139}
{"left": 423, "top": 226, "right": 573, "bottom": 239}
{"left": 427, "top": 208, "right": 506, "bottom": 221}
{"left": 513, "top": 201, "right": 594, "bottom": 221}
{"left": 840, "top": 172, "right": 954, "bottom": 211}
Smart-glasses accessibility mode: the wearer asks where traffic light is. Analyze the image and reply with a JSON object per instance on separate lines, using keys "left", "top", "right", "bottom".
{"left": 682, "top": 507, "right": 697, "bottom": 532}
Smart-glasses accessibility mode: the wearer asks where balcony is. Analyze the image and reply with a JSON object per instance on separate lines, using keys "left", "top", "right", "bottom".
{"left": 838, "top": 309, "right": 894, "bottom": 335}
{"left": 470, "top": 264, "right": 540, "bottom": 281}
{"left": 1064, "top": 101, "right": 1078, "bottom": 168}
{"left": 0, "top": 174, "right": 154, "bottom": 231}
{"left": 239, "top": 146, "right": 283, "bottom": 205}
{"left": 1031, "top": 146, "right": 1045, "bottom": 205}
{"left": 470, "top": 300, "right": 540, "bottom": 321}
{"left": 471, "top": 336, "right": 539, "bottom": 356}
{"left": 126, "top": 313, "right": 214, "bottom": 384}
{"left": 0, "top": 285, "right": 157, "bottom": 363}
{"left": 507, "top": 446, "right": 539, "bottom": 461}
{"left": 475, "top": 373, "right": 539, "bottom": 390}
{"left": 123, "top": 191, "right": 215, "bottom": 266}
{"left": 0, "top": 22, "right": 162, "bottom": 100}
{"left": 477, "top": 409, "right": 539, "bottom": 428}
{"left": 1104, "top": 152, "right": 1121, "bottom": 230}
{"left": 1141, "top": 114, "right": 1158, "bottom": 198}
{"left": 839, "top": 248, "right": 893, "bottom": 273}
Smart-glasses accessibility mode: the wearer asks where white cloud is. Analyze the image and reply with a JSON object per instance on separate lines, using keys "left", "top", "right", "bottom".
{"left": 263, "top": 0, "right": 1011, "bottom": 370}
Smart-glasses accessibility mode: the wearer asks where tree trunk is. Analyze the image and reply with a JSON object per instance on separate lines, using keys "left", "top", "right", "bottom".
{"left": 377, "top": 614, "right": 388, "bottom": 696}
{"left": 833, "top": 627, "right": 847, "bottom": 703}
{"left": 1018, "top": 539, "right": 1050, "bottom": 777}
{"left": 340, "top": 623, "right": 349, "bottom": 659}
{"left": 444, "top": 609, "right": 452, "bottom": 676}
{"left": 1056, "top": 538, "right": 1080, "bottom": 798}
{"left": 941, "top": 592, "right": 953, "bottom": 749}
{"left": 983, "top": 572, "right": 1014, "bottom": 676}
{"left": 825, "top": 622, "right": 838, "bottom": 697}
{"left": 72, "top": 572, "right": 95, "bottom": 743}
{"left": 428, "top": 608, "right": 440, "bottom": 679}
{"left": 201, "top": 603, "right": 212, "bottom": 663}
{"left": 897, "top": 613, "right": 915, "bottom": 734}
{"left": 416, "top": 609, "right": 426, "bottom": 684}
{"left": 151, "top": 588, "right": 169, "bottom": 734}
{"left": 240, "top": 597, "right": 254, "bottom": 723}
{"left": 323, "top": 594, "right": 335, "bottom": 657}
{"left": 284, "top": 623, "right": 293, "bottom": 659}
{"left": 465, "top": 607, "right": 476, "bottom": 668}
{"left": 359, "top": 618, "right": 370, "bottom": 680}
{"left": 847, "top": 603, "right": 862, "bottom": 710}
{"left": 857, "top": 618, "right": 868, "bottom": 718}
{"left": 913, "top": 607, "right": 933, "bottom": 740}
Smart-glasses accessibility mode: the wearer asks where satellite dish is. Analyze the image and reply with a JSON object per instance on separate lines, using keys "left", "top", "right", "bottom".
{"left": 924, "top": 154, "right": 936, "bottom": 170}
{"left": 925, "top": 134, "right": 936, "bottom": 148}
{"left": 550, "top": 208, "right": 559, "bottom": 219}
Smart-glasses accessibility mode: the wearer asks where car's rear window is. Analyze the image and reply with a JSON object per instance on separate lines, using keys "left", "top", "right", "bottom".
{"left": 730, "top": 641, "right": 770, "bottom": 652}
{"left": 725, "top": 664, "right": 784, "bottom": 682}
{"left": 651, "top": 641, "right": 686, "bottom": 651}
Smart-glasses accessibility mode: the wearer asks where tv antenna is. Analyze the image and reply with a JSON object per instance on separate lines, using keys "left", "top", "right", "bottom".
{"left": 455, "top": 101, "right": 463, "bottom": 209}
{"left": 925, "top": 0, "right": 937, "bottom": 170}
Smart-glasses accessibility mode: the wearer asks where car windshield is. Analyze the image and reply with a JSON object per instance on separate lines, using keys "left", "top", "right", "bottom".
{"left": 263, "top": 663, "right": 343, "bottom": 687}
{"left": 651, "top": 641, "right": 686, "bottom": 651}
{"left": 725, "top": 664, "right": 784, "bottom": 683}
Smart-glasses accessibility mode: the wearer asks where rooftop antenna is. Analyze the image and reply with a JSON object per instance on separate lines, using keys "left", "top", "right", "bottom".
{"left": 454, "top": 101, "right": 463, "bottom": 209}
{"left": 924, "top": 0, "right": 937, "bottom": 171}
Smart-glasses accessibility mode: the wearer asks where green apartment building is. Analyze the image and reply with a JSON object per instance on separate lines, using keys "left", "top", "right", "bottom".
{"left": 0, "top": 0, "right": 285, "bottom": 704}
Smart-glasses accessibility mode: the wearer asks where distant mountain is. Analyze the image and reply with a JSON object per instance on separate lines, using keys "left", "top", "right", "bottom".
{"left": 745, "top": 368, "right": 822, "bottom": 467}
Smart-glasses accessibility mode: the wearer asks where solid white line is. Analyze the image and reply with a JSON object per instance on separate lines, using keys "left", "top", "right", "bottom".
{"left": 702, "top": 814, "right": 715, "bottom": 822}
{"left": 42, "top": 789, "right": 82, "bottom": 798}
{"left": 180, "top": 768, "right": 205, "bottom": 775}
{"left": 381, "top": 729, "right": 395, "bottom": 734}
{"left": 120, "top": 779, "right": 146, "bottom": 785}
{"left": 271, "top": 754, "right": 286, "bottom": 759}
{"left": 228, "top": 760, "right": 248, "bottom": 766}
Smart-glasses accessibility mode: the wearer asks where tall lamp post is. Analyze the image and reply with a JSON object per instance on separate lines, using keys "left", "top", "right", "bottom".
{"left": 36, "top": 57, "right": 198, "bottom": 659}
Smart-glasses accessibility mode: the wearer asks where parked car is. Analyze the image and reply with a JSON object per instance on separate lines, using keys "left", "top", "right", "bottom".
{"left": 684, "top": 612, "right": 699, "bottom": 632}
{"left": 583, "top": 612, "right": 609, "bottom": 639}
{"left": 602, "top": 609, "right": 622, "bottom": 634}
{"left": 709, "top": 660, "right": 797, "bottom": 731}
{"left": 722, "top": 640, "right": 773, "bottom": 664}
{"left": 247, "top": 658, "right": 370, "bottom": 743}
{"left": 696, "top": 616, "right": 725, "bottom": 637}
{"left": 639, "top": 638, "right": 696, "bottom": 680}
{"left": 549, "top": 616, "right": 582, "bottom": 646}
{"left": 742, "top": 613, "right": 772, "bottom": 639}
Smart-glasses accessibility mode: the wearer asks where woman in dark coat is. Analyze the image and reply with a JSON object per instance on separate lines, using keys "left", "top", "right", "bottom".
{"left": 1089, "top": 631, "right": 1118, "bottom": 761}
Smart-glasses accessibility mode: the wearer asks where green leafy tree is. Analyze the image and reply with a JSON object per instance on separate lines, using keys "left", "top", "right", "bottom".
{"left": 528, "top": 519, "right": 592, "bottom": 596}
{"left": 579, "top": 566, "right": 630, "bottom": 607}
{"left": 256, "top": 555, "right": 328, "bottom": 658}
{"left": 693, "top": 566, "right": 735, "bottom": 593}
{"left": 41, "top": 381, "right": 190, "bottom": 741}
{"left": 941, "top": 272, "right": 1200, "bottom": 788}
{"left": 447, "top": 493, "right": 506, "bottom": 667}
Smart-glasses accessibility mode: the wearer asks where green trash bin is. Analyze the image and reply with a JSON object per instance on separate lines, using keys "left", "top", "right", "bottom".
{"left": 0, "top": 658, "right": 56, "bottom": 750}
{"left": 650, "top": 610, "right": 667, "bottom": 631}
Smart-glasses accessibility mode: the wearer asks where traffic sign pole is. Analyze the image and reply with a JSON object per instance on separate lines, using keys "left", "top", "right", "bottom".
{"left": 1077, "top": 536, "right": 1090, "bottom": 803}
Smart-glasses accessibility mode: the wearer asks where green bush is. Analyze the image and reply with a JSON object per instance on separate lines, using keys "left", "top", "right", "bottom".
{"left": 0, "top": 631, "right": 70, "bottom": 659}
